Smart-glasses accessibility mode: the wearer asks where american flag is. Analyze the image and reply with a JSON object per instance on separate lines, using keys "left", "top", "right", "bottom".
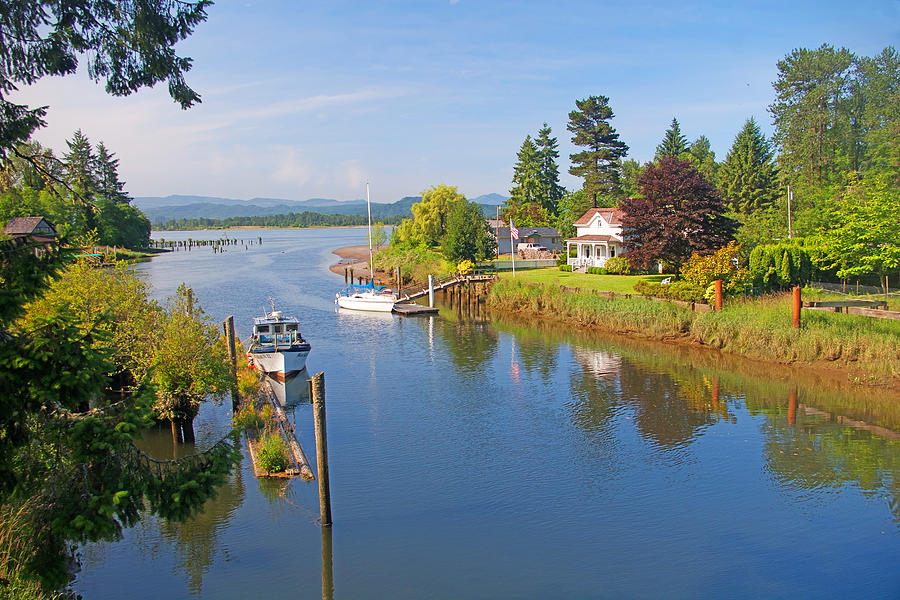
{"left": 510, "top": 219, "right": 519, "bottom": 240}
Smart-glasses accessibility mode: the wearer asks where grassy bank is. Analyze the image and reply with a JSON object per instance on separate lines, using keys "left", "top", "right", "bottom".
{"left": 498, "top": 268, "right": 666, "bottom": 293}
{"left": 488, "top": 278, "right": 900, "bottom": 383}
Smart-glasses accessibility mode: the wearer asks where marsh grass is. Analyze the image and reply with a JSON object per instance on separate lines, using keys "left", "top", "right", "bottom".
{"left": 489, "top": 280, "right": 900, "bottom": 380}
{"left": 256, "top": 432, "right": 290, "bottom": 473}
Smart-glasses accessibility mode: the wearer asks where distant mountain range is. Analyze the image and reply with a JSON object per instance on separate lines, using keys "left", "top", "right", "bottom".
{"left": 133, "top": 193, "right": 508, "bottom": 224}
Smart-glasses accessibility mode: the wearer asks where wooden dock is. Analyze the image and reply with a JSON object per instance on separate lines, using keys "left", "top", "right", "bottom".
{"left": 398, "top": 274, "right": 494, "bottom": 302}
{"left": 392, "top": 302, "right": 438, "bottom": 315}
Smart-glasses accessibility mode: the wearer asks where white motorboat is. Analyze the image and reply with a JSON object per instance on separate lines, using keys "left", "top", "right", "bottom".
{"left": 335, "top": 182, "right": 398, "bottom": 312}
{"left": 247, "top": 307, "right": 311, "bottom": 381}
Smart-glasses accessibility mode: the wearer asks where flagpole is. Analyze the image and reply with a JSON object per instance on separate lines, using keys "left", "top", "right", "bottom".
{"left": 510, "top": 228, "right": 516, "bottom": 277}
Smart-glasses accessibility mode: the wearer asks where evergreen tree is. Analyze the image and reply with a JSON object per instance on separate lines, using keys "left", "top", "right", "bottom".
{"left": 535, "top": 123, "right": 565, "bottom": 215}
{"left": 655, "top": 117, "right": 689, "bottom": 159}
{"left": 688, "top": 135, "right": 718, "bottom": 183}
{"left": 0, "top": 0, "right": 210, "bottom": 158}
{"left": 621, "top": 159, "right": 645, "bottom": 198}
{"left": 858, "top": 47, "right": 900, "bottom": 181}
{"left": 769, "top": 44, "right": 856, "bottom": 188}
{"left": 509, "top": 135, "right": 542, "bottom": 207}
{"left": 63, "top": 129, "right": 99, "bottom": 231}
{"left": 95, "top": 142, "right": 130, "bottom": 204}
{"left": 718, "top": 118, "right": 779, "bottom": 214}
{"left": 567, "top": 95, "right": 629, "bottom": 207}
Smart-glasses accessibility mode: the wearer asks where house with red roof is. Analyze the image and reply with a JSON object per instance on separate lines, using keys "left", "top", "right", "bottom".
{"left": 566, "top": 207, "right": 624, "bottom": 270}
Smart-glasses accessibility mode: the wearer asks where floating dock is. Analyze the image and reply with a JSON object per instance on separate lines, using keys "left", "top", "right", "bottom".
{"left": 392, "top": 302, "right": 438, "bottom": 315}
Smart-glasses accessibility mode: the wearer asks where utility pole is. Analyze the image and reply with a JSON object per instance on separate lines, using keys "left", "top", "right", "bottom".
{"left": 787, "top": 185, "right": 793, "bottom": 239}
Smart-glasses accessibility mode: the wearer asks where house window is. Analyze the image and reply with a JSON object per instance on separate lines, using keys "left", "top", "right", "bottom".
{"left": 584, "top": 246, "right": 592, "bottom": 258}
{"left": 610, "top": 246, "right": 616, "bottom": 257}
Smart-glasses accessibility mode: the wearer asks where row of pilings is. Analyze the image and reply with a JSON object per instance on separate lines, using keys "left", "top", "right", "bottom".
{"left": 151, "top": 236, "right": 264, "bottom": 253}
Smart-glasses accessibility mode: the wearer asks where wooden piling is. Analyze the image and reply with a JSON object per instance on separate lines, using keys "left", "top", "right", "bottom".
{"left": 321, "top": 525, "right": 334, "bottom": 600}
{"left": 223, "top": 316, "right": 238, "bottom": 411}
{"left": 310, "top": 372, "right": 332, "bottom": 526}
{"left": 788, "top": 388, "right": 798, "bottom": 425}
{"left": 792, "top": 286, "right": 801, "bottom": 329}
{"left": 714, "top": 280, "right": 723, "bottom": 311}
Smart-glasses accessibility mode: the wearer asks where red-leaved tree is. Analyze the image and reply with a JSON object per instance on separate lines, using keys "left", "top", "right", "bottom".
{"left": 621, "top": 157, "right": 737, "bottom": 271}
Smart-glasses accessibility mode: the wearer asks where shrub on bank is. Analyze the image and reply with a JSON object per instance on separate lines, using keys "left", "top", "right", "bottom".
{"left": 634, "top": 280, "right": 706, "bottom": 303}
{"left": 256, "top": 432, "right": 290, "bottom": 473}
{"left": 559, "top": 265, "right": 573, "bottom": 272}
{"left": 605, "top": 256, "right": 631, "bottom": 275}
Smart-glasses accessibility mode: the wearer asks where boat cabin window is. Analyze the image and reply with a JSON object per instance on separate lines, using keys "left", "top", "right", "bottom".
{"left": 256, "top": 325, "right": 270, "bottom": 333}
{"left": 285, "top": 323, "right": 298, "bottom": 332}
{"left": 274, "top": 325, "right": 283, "bottom": 333}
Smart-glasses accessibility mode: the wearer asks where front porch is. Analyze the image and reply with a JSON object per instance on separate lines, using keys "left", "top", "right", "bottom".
{"left": 566, "top": 236, "right": 622, "bottom": 270}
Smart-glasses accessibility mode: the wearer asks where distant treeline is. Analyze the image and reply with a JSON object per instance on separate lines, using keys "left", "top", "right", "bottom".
{"left": 154, "top": 211, "right": 406, "bottom": 230}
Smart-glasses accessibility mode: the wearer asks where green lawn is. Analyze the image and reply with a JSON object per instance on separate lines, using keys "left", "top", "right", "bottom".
{"left": 498, "top": 267, "right": 666, "bottom": 293}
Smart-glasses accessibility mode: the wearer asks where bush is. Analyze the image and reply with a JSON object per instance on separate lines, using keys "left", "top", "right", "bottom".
{"left": 559, "top": 265, "right": 573, "bottom": 272}
{"left": 604, "top": 256, "right": 631, "bottom": 275}
{"left": 634, "top": 279, "right": 707, "bottom": 303}
{"left": 748, "top": 240, "right": 814, "bottom": 291}
{"left": 256, "top": 432, "right": 290, "bottom": 473}
{"left": 233, "top": 402, "right": 264, "bottom": 431}
{"left": 587, "top": 266, "right": 606, "bottom": 275}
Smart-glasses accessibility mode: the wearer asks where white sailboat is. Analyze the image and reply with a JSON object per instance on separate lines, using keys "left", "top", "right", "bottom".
{"left": 335, "top": 183, "right": 398, "bottom": 312}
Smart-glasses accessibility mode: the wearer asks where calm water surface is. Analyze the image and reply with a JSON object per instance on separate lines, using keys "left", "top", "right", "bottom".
{"left": 74, "top": 228, "right": 900, "bottom": 599}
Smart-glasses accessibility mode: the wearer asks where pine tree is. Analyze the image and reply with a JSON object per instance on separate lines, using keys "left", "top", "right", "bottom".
{"left": 688, "top": 135, "right": 718, "bottom": 183}
{"left": 95, "top": 142, "right": 130, "bottom": 204}
{"left": 509, "top": 135, "right": 542, "bottom": 207}
{"left": 718, "top": 118, "right": 779, "bottom": 214}
{"left": 567, "top": 95, "right": 629, "bottom": 207}
{"left": 64, "top": 129, "right": 99, "bottom": 231}
{"left": 655, "top": 117, "right": 688, "bottom": 159}
{"left": 535, "top": 123, "right": 565, "bottom": 215}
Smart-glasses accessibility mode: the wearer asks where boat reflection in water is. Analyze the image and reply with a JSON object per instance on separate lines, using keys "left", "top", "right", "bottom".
{"left": 264, "top": 368, "right": 311, "bottom": 408}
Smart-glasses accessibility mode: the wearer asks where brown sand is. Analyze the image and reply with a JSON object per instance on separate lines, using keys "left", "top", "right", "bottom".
{"left": 331, "top": 245, "right": 383, "bottom": 283}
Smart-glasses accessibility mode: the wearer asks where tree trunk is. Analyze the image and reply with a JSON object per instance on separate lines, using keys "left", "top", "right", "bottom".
{"left": 170, "top": 419, "right": 183, "bottom": 444}
{"left": 181, "top": 418, "right": 196, "bottom": 444}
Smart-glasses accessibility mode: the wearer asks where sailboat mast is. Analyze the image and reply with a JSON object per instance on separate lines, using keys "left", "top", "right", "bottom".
{"left": 366, "top": 182, "right": 374, "bottom": 283}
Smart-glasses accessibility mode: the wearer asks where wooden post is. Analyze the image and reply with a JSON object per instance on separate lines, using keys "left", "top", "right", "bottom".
{"left": 223, "top": 316, "right": 239, "bottom": 411}
{"left": 792, "top": 286, "right": 801, "bottom": 329}
{"left": 428, "top": 274, "right": 434, "bottom": 308}
{"left": 344, "top": 267, "right": 348, "bottom": 283}
{"left": 788, "top": 388, "right": 798, "bottom": 426}
{"left": 321, "top": 523, "right": 334, "bottom": 600}
{"left": 349, "top": 268, "right": 353, "bottom": 284}
{"left": 311, "top": 372, "right": 332, "bottom": 526}
{"left": 714, "top": 279, "right": 723, "bottom": 311}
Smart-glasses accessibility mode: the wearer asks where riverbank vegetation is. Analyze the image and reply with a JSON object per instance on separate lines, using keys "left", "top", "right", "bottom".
{"left": 154, "top": 212, "right": 404, "bottom": 231}
{"left": 488, "top": 278, "right": 900, "bottom": 382}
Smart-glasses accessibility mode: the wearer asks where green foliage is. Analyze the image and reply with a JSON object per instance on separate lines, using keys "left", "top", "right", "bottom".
{"left": 604, "top": 256, "right": 631, "bottom": 275}
{"left": 155, "top": 211, "right": 403, "bottom": 230}
{"left": 443, "top": 200, "right": 497, "bottom": 263}
{"left": 0, "top": 0, "right": 211, "bottom": 156}
{"left": 748, "top": 240, "right": 814, "bottom": 290}
{"left": 395, "top": 184, "right": 466, "bottom": 247}
{"left": 535, "top": 123, "right": 566, "bottom": 215}
{"left": 687, "top": 135, "right": 718, "bottom": 183}
{"left": 151, "top": 284, "right": 232, "bottom": 424}
{"left": 559, "top": 264, "right": 573, "bottom": 272}
{"left": 718, "top": 118, "right": 779, "bottom": 214}
{"left": 509, "top": 135, "right": 542, "bottom": 208}
{"left": 680, "top": 241, "right": 751, "bottom": 295}
{"left": 655, "top": 117, "right": 690, "bottom": 160}
{"left": 621, "top": 159, "right": 645, "bottom": 198}
{"left": 586, "top": 267, "right": 606, "bottom": 275}
{"left": 256, "top": 432, "right": 289, "bottom": 473}
{"left": 811, "top": 171, "right": 899, "bottom": 285}
{"left": 634, "top": 279, "right": 707, "bottom": 303}
{"left": 233, "top": 402, "right": 265, "bottom": 431}
{"left": 567, "top": 95, "right": 629, "bottom": 206}
{"left": 375, "top": 240, "right": 449, "bottom": 283}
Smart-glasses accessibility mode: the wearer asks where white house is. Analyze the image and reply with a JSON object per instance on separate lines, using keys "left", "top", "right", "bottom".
{"left": 566, "top": 207, "right": 625, "bottom": 269}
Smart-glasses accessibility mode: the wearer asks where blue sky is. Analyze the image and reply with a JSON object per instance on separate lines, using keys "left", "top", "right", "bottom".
{"left": 13, "top": 0, "right": 900, "bottom": 202}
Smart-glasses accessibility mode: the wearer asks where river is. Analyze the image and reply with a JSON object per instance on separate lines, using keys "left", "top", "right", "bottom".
{"left": 73, "top": 228, "right": 900, "bottom": 599}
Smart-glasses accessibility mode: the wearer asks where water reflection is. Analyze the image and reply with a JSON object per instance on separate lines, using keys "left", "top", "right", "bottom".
{"left": 264, "top": 369, "right": 311, "bottom": 408}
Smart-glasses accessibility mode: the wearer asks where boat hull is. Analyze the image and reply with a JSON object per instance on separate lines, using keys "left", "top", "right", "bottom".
{"left": 336, "top": 293, "right": 396, "bottom": 312}
{"left": 249, "top": 346, "right": 310, "bottom": 379}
